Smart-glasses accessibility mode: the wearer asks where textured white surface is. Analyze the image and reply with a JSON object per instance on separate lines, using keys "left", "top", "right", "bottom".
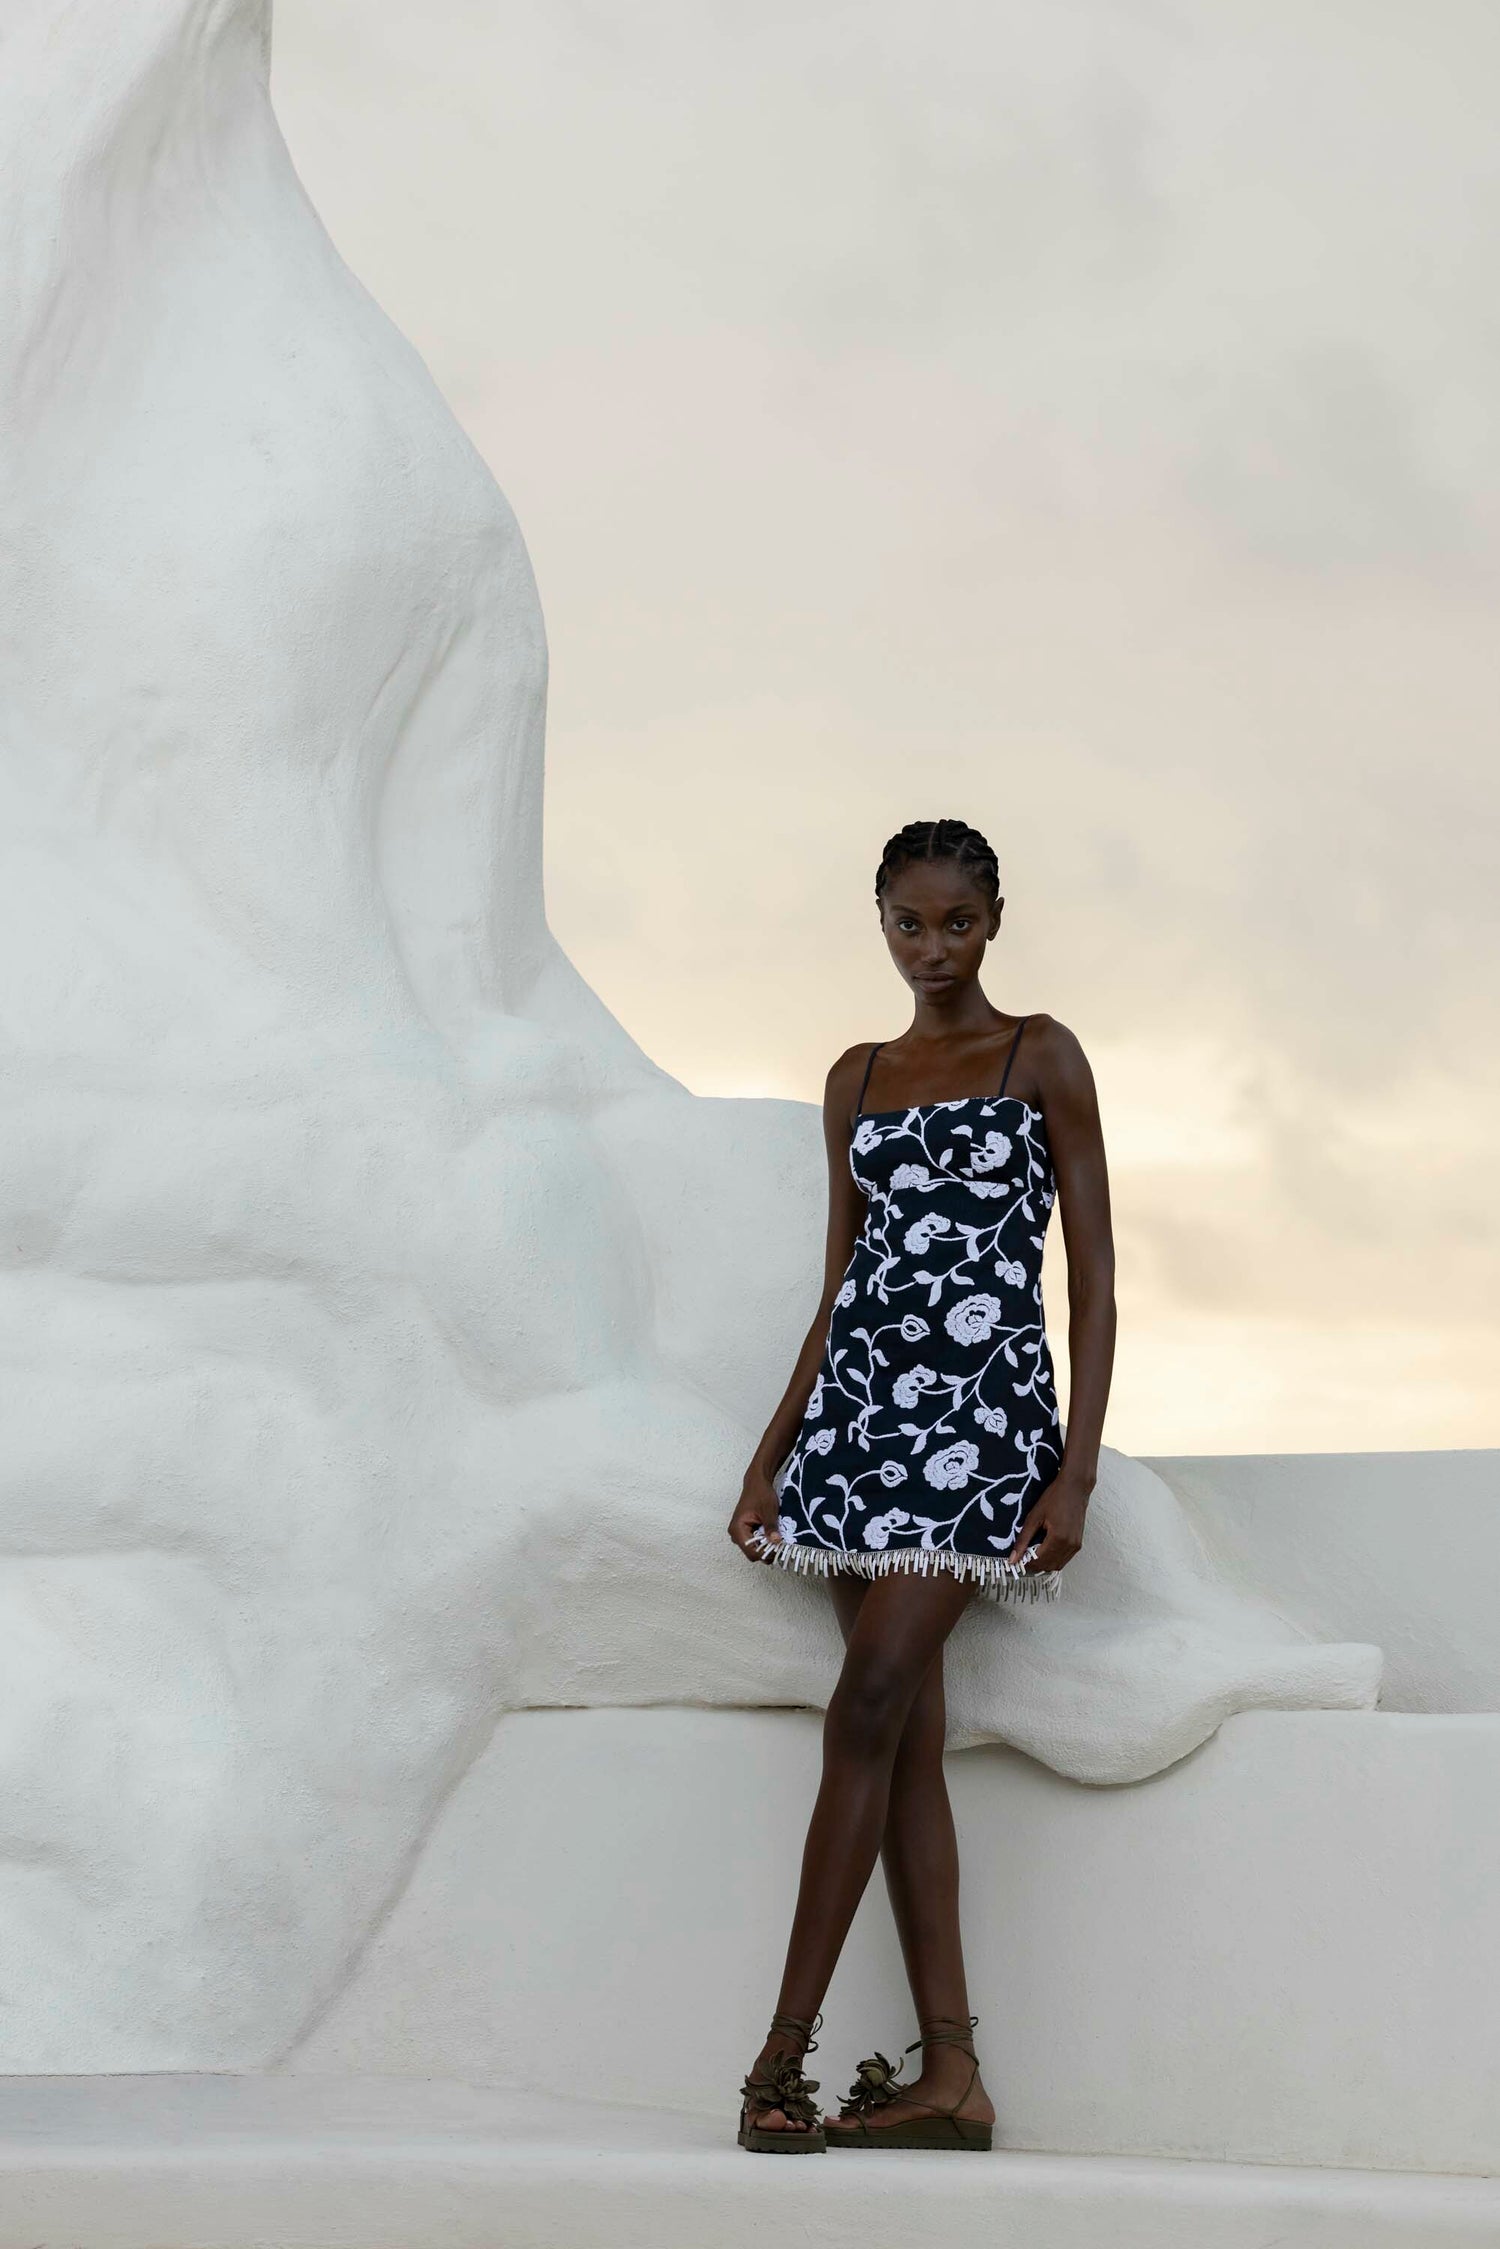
{"left": 3, "top": 2078, "right": 1498, "bottom": 2249}
{"left": 1149, "top": 1450, "right": 1500, "bottom": 1713}
{"left": 1, "top": 0, "right": 1377, "bottom": 2073}
{"left": 292, "top": 1706, "right": 1500, "bottom": 2177}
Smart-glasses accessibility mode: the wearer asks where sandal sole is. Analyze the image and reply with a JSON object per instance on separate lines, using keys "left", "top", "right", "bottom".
{"left": 826, "top": 2122, "right": 993, "bottom": 2151}
{"left": 738, "top": 2127, "right": 827, "bottom": 2153}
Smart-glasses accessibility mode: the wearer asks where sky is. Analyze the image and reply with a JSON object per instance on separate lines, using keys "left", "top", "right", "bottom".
{"left": 272, "top": 0, "right": 1500, "bottom": 1455}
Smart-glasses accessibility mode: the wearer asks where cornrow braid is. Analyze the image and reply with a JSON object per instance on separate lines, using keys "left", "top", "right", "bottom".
{"left": 875, "top": 818, "right": 1000, "bottom": 905}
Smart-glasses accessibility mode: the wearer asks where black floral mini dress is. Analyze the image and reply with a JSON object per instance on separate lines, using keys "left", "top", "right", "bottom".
{"left": 763, "top": 1019, "right": 1062, "bottom": 1602}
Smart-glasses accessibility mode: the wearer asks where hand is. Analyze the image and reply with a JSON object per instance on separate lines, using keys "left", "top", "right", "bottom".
{"left": 727, "top": 1466, "right": 784, "bottom": 1564}
{"left": 1011, "top": 1471, "right": 1091, "bottom": 1576}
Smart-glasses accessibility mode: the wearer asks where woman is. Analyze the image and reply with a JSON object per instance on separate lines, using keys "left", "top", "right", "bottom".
{"left": 727, "top": 816, "right": 1115, "bottom": 2153}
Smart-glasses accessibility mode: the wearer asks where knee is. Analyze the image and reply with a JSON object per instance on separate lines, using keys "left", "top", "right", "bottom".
{"left": 826, "top": 1661, "right": 914, "bottom": 1759}
{"left": 892, "top": 1677, "right": 947, "bottom": 1772}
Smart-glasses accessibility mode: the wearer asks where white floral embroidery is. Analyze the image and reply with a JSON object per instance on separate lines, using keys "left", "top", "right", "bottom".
{"left": 774, "top": 1095, "right": 1061, "bottom": 1572}
{"left": 944, "top": 1292, "right": 1004, "bottom": 1345}
{"left": 891, "top": 1363, "right": 936, "bottom": 1408}
{"left": 923, "top": 1440, "right": 980, "bottom": 1490}
{"left": 970, "top": 1130, "right": 1012, "bottom": 1172}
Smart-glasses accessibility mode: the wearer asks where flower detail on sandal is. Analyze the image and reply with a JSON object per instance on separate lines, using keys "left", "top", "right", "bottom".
{"left": 740, "top": 2050, "right": 823, "bottom": 2128}
{"left": 737, "top": 2010, "right": 827, "bottom": 2153}
{"left": 838, "top": 2049, "right": 906, "bottom": 2117}
{"left": 825, "top": 2014, "right": 993, "bottom": 2152}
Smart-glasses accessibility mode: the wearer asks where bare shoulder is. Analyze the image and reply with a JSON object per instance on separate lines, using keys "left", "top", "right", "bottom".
{"left": 1019, "top": 1014, "right": 1097, "bottom": 1102}
{"left": 1021, "top": 1012, "right": 1090, "bottom": 1068}
{"left": 823, "top": 1040, "right": 882, "bottom": 1118}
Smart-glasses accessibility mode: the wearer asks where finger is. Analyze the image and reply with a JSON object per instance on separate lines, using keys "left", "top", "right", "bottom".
{"left": 1020, "top": 1520, "right": 1051, "bottom": 1570}
{"left": 740, "top": 1522, "right": 783, "bottom": 1561}
{"left": 1012, "top": 1501, "right": 1045, "bottom": 1557}
{"left": 1026, "top": 1530, "right": 1077, "bottom": 1574}
{"left": 1009, "top": 1524, "right": 1043, "bottom": 1573}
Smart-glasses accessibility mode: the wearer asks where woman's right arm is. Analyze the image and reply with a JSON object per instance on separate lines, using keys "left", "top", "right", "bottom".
{"left": 726, "top": 1048, "right": 872, "bottom": 1563}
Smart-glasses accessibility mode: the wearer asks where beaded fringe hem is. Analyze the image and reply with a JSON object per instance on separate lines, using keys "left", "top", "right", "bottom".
{"left": 750, "top": 1536, "right": 1059, "bottom": 1604}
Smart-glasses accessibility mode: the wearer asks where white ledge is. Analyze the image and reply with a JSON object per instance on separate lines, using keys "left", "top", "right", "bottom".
{"left": 0, "top": 2076, "right": 1497, "bottom": 2249}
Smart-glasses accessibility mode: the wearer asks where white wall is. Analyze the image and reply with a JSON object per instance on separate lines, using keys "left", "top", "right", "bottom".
{"left": 290, "top": 1704, "right": 1500, "bottom": 2177}
{"left": 1151, "top": 1451, "right": 1500, "bottom": 1712}
{"left": 0, "top": 0, "right": 1396, "bottom": 2078}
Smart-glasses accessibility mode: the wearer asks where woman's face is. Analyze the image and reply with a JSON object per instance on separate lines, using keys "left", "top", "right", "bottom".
{"left": 878, "top": 861, "right": 1002, "bottom": 1002}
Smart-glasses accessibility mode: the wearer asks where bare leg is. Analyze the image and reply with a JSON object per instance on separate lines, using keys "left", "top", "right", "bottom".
{"left": 742, "top": 1571, "right": 977, "bottom": 2135}
{"left": 832, "top": 1578, "right": 970, "bottom": 2020}
{"left": 824, "top": 1578, "right": 993, "bottom": 2131}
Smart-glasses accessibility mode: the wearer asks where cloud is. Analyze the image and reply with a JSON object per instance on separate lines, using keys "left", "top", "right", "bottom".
{"left": 272, "top": 0, "right": 1500, "bottom": 1451}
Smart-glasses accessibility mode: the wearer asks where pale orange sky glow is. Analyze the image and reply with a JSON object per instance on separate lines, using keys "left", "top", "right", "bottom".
{"left": 274, "top": 0, "right": 1499, "bottom": 1453}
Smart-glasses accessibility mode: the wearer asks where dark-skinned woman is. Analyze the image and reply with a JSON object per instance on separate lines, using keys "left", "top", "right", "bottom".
{"left": 728, "top": 816, "right": 1116, "bottom": 2154}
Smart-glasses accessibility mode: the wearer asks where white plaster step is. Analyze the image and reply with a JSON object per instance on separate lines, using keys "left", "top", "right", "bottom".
{"left": 0, "top": 2075, "right": 1496, "bottom": 2249}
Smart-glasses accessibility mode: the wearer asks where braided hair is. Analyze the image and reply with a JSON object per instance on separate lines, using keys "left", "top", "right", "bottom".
{"left": 874, "top": 818, "right": 1000, "bottom": 907}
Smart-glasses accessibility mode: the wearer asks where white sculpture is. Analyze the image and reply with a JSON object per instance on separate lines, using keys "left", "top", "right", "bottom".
{"left": 0, "top": 0, "right": 1378, "bottom": 2072}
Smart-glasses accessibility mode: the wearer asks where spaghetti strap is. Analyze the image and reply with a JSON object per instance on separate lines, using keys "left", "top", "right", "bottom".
{"left": 997, "top": 1017, "right": 1029, "bottom": 1097}
{"left": 855, "top": 1041, "right": 885, "bottom": 1118}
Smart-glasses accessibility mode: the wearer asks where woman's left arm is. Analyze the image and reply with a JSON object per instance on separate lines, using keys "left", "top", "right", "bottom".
{"left": 1013, "top": 1017, "right": 1116, "bottom": 1575}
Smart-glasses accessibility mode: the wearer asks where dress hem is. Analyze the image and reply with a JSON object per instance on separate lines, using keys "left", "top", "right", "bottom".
{"left": 749, "top": 1534, "right": 1059, "bottom": 1604}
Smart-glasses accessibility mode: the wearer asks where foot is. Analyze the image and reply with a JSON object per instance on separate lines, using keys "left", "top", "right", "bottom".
{"left": 741, "top": 2029, "right": 822, "bottom": 2138}
{"left": 824, "top": 2041, "right": 994, "bottom": 2138}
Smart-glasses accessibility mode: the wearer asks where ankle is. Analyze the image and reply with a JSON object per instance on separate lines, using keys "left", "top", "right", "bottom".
{"left": 741, "top": 2012, "right": 825, "bottom": 2136}
{"left": 915, "top": 2043, "right": 979, "bottom": 2087}
{"left": 916, "top": 2011, "right": 979, "bottom": 2055}
{"left": 906, "top": 2012, "right": 980, "bottom": 2081}
{"left": 764, "top": 2009, "right": 820, "bottom": 2057}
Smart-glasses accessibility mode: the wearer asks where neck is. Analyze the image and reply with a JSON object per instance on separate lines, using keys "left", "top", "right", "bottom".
{"left": 908, "top": 984, "right": 1001, "bottom": 1038}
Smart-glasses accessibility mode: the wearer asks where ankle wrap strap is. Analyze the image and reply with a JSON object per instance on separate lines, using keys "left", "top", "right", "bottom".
{"left": 768, "top": 2009, "right": 821, "bottom": 2054}
{"left": 907, "top": 2012, "right": 979, "bottom": 2057}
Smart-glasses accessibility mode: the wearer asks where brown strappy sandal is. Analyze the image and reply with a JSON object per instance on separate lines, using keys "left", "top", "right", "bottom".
{"left": 826, "top": 2013, "right": 993, "bottom": 2151}
{"left": 737, "top": 2010, "right": 827, "bottom": 2153}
